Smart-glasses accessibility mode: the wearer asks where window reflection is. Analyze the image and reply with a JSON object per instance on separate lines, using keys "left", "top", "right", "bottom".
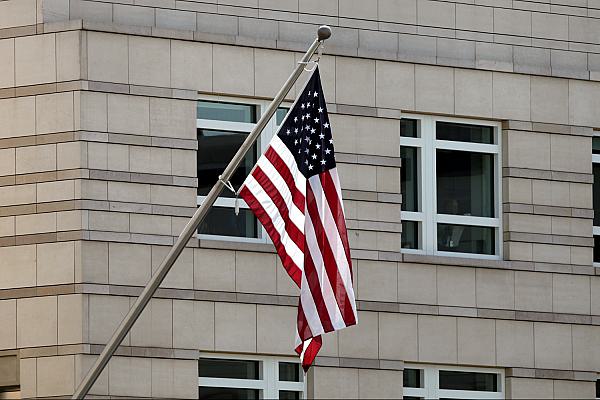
{"left": 437, "top": 224, "right": 495, "bottom": 255}
{"left": 401, "top": 146, "right": 418, "bottom": 212}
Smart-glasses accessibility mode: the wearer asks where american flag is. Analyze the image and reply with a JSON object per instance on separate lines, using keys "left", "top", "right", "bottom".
{"left": 239, "top": 67, "right": 357, "bottom": 371}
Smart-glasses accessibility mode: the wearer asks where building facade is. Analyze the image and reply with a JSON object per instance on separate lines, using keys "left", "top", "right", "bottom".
{"left": 0, "top": 0, "right": 600, "bottom": 398}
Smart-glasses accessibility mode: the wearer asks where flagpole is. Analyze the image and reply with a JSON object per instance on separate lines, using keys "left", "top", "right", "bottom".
{"left": 71, "top": 25, "right": 332, "bottom": 399}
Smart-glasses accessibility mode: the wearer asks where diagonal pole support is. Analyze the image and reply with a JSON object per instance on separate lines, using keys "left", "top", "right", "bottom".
{"left": 72, "top": 25, "right": 332, "bottom": 399}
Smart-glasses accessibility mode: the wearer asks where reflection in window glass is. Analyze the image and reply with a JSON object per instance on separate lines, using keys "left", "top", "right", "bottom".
{"left": 595, "top": 237, "right": 600, "bottom": 263}
{"left": 438, "top": 370, "right": 498, "bottom": 392}
{"left": 403, "top": 369, "right": 423, "bottom": 388}
{"left": 198, "top": 207, "right": 258, "bottom": 238}
{"left": 437, "top": 224, "right": 495, "bottom": 255}
{"left": 401, "top": 118, "right": 418, "bottom": 137}
{"left": 276, "top": 107, "right": 290, "bottom": 126}
{"left": 199, "top": 358, "right": 259, "bottom": 379}
{"left": 199, "top": 387, "right": 259, "bottom": 399}
{"left": 594, "top": 164, "right": 600, "bottom": 226}
{"left": 401, "top": 146, "right": 418, "bottom": 212}
{"left": 197, "top": 101, "right": 257, "bottom": 123}
{"left": 279, "top": 362, "right": 301, "bottom": 382}
{"left": 402, "top": 221, "right": 419, "bottom": 250}
{"left": 593, "top": 137, "right": 600, "bottom": 155}
{"left": 279, "top": 391, "right": 300, "bottom": 400}
{"left": 197, "top": 129, "right": 256, "bottom": 198}
{"left": 436, "top": 150, "right": 494, "bottom": 218}
{"left": 596, "top": 379, "right": 599, "bottom": 398}
{"left": 436, "top": 122, "right": 494, "bottom": 144}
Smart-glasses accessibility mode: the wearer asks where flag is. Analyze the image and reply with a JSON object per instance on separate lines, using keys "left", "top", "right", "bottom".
{"left": 238, "top": 67, "right": 357, "bottom": 371}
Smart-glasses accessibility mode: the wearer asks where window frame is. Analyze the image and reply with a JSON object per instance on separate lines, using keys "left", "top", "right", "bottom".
{"left": 593, "top": 133, "right": 600, "bottom": 268}
{"left": 403, "top": 363, "right": 504, "bottom": 399}
{"left": 400, "top": 114, "right": 503, "bottom": 259}
{"left": 196, "top": 95, "right": 289, "bottom": 243}
{"left": 198, "top": 353, "right": 305, "bottom": 399}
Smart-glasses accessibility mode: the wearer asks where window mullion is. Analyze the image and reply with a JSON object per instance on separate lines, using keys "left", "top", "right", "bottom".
{"left": 426, "top": 117, "right": 437, "bottom": 255}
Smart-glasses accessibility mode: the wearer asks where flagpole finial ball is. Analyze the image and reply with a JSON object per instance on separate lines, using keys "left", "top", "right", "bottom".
{"left": 317, "top": 25, "right": 332, "bottom": 41}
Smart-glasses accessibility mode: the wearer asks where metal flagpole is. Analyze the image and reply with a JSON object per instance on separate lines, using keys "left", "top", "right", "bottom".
{"left": 72, "top": 25, "right": 332, "bottom": 399}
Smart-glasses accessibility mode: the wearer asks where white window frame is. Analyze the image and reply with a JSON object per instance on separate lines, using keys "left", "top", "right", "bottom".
{"left": 196, "top": 95, "right": 289, "bottom": 243}
{"left": 198, "top": 353, "right": 305, "bottom": 399}
{"left": 403, "top": 364, "right": 504, "bottom": 399}
{"left": 593, "top": 134, "right": 600, "bottom": 268}
{"left": 400, "top": 114, "right": 503, "bottom": 259}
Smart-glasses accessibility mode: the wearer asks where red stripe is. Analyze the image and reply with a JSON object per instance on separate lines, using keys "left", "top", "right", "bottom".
{"left": 265, "top": 147, "right": 305, "bottom": 213}
{"left": 320, "top": 171, "right": 353, "bottom": 278}
{"left": 252, "top": 166, "right": 305, "bottom": 251}
{"left": 300, "top": 335, "right": 322, "bottom": 372}
{"left": 296, "top": 302, "right": 313, "bottom": 340}
{"left": 306, "top": 178, "right": 357, "bottom": 328}
{"left": 239, "top": 186, "right": 302, "bottom": 287}
{"left": 303, "top": 245, "right": 335, "bottom": 334}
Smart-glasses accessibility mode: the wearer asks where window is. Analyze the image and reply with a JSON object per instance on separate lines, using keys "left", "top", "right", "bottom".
{"left": 593, "top": 136, "right": 600, "bottom": 265}
{"left": 198, "top": 355, "right": 304, "bottom": 399}
{"left": 400, "top": 116, "right": 502, "bottom": 258}
{"left": 196, "top": 98, "right": 288, "bottom": 241}
{"left": 403, "top": 365, "right": 504, "bottom": 399}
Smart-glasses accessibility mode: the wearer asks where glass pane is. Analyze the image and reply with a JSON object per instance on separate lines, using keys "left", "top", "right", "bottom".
{"left": 197, "top": 101, "right": 257, "bottom": 123}
{"left": 438, "top": 370, "right": 498, "bottom": 392}
{"left": 593, "top": 137, "right": 600, "bottom": 154}
{"left": 199, "top": 358, "right": 259, "bottom": 379}
{"left": 596, "top": 379, "right": 599, "bottom": 398}
{"left": 198, "top": 129, "right": 256, "bottom": 197}
{"left": 436, "top": 121, "right": 494, "bottom": 144}
{"left": 401, "top": 221, "right": 419, "bottom": 250}
{"left": 199, "top": 387, "right": 259, "bottom": 399}
{"left": 403, "top": 397, "right": 424, "bottom": 400}
{"left": 401, "top": 118, "right": 418, "bottom": 138}
{"left": 594, "top": 236, "right": 600, "bottom": 263}
{"left": 437, "top": 150, "right": 495, "bottom": 218}
{"left": 279, "top": 391, "right": 301, "bottom": 400}
{"left": 403, "top": 368, "right": 423, "bottom": 388}
{"left": 279, "top": 362, "right": 301, "bottom": 382}
{"left": 276, "top": 107, "right": 290, "bottom": 125}
{"left": 401, "top": 146, "right": 418, "bottom": 212}
{"left": 594, "top": 164, "right": 600, "bottom": 226}
{"left": 198, "top": 207, "right": 258, "bottom": 238}
{"left": 437, "top": 224, "right": 495, "bottom": 255}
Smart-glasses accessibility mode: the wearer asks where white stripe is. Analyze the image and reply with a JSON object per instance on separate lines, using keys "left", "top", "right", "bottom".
{"left": 308, "top": 174, "right": 358, "bottom": 319}
{"left": 270, "top": 136, "right": 306, "bottom": 197}
{"left": 256, "top": 156, "right": 305, "bottom": 233}
{"left": 304, "top": 204, "right": 347, "bottom": 331}
{"left": 245, "top": 175, "right": 304, "bottom": 270}
{"left": 300, "top": 271, "right": 324, "bottom": 336}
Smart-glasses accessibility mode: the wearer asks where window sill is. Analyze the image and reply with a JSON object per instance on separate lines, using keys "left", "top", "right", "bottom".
{"left": 401, "top": 252, "right": 512, "bottom": 270}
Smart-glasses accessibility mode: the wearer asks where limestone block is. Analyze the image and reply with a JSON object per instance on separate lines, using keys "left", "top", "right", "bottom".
{"left": 299, "top": 0, "right": 338, "bottom": 16}
{"left": 417, "top": 0, "right": 455, "bottom": 29}
{"left": 151, "top": 246, "right": 193, "bottom": 289}
{"left": 506, "top": 131, "right": 550, "bottom": 170}
{"left": 129, "top": 36, "right": 170, "bottom": 87}
{"left": 506, "top": 213, "right": 551, "bottom": 234}
{"left": 496, "top": 320, "right": 534, "bottom": 368}
{"left": 0, "top": 147, "right": 15, "bottom": 176}
{"left": 88, "top": 295, "right": 130, "bottom": 344}
{"left": 553, "top": 273, "right": 590, "bottom": 314}
{"left": 494, "top": 8, "right": 531, "bottom": 36}
{"left": 57, "top": 141, "right": 86, "bottom": 170}
{"left": 378, "top": 312, "right": 417, "bottom": 361}
{"left": 0, "top": 216, "right": 14, "bottom": 237}
{"left": 492, "top": 72, "right": 530, "bottom": 121}
{"left": 130, "top": 298, "right": 173, "bottom": 348}
{"left": 505, "top": 177, "right": 532, "bottom": 204}
{"left": 375, "top": 61, "right": 414, "bottom": 110}
{"left": 107, "top": 144, "right": 129, "bottom": 171}
{"left": 0, "top": 245, "right": 36, "bottom": 289}
{"left": 532, "top": 243, "right": 570, "bottom": 264}
{"left": 397, "top": 262, "right": 436, "bottom": 304}
{"left": 532, "top": 180, "right": 570, "bottom": 207}
{"left": 515, "top": 271, "right": 552, "bottom": 312}
{"left": 531, "top": 76, "right": 569, "bottom": 124}
{"left": 0, "top": 183, "right": 36, "bottom": 207}
{"left": 37, "top": 241, "right": 75, "bottom": 286}
{"left": 331, "top": 114, "right": 400, "bottom": 157}
{"left": 151, "top": 358, "right": 198, "bottom": 399}
{"left": 338, "top": 311, "right": 378, "bottom": 359}
{"left": 214, "top": 302, "right": 257, "bottom": 352}
{"left": 130, "top": 146, "right": 172, "bottom": 175}
{"left": 16, "top": 143, "right": 56, "bottom": 174}
{"left": 15, "top": 212, "right": 57, "bottom": 235}
{"left": 437, "top": 265, "right": 475, "bottom": 307}
{"left": 88, "top": 210, "right": 129, "bottom": 232}
{"left": 109, "top": 357, "right": 151, "bottom": 397}
{"left": 532, "top": 12, "right": 568, "bottom": 41}
{"left": 20, "top": 358, "right": 36, "bottom": 399}
{"left": 418, "top": 315, "right": 457, "bottom": 364}
{"left": 455, "top": 68, "right": 493, "bottom": 118}
{"left": 17, "top": 296, "right": 58, "bottom": 347}
{"left": 572, "top": 325, "right": 600, "bottom": 371}
{"left": 358, "top": 369, "right": 403, "bottom": 399}
{"left": 415, "top": 65, "right": 454, "bottom": 114}
{"left": 213, "top": 45, "right": 254, "bottom": 96}
{"left": 553, "top": 380, "right": 596, "bottom": 399}
{"left": 171, "top": 40, "right": 212, "bottom": 91}
{"left": 76, "top": 241, "right": 109, "bottom": 284}
{"left": 149, "top": 97, "right": 196, "bottom": 139}
{"left": 108, "top": 243, "right": 151, "bottom": 286}
{"left": 0, "top": 300, "right": 16, "bottom": 350}
{"left": 81, "top": 92, "right": 108, "bottom": 132}
{"left": 550, "top": 134, "right": 591, "bottom": 174}
{"left": 0, "top": 0, "right": 36, "bottom": 29}
{"left": 256, "top": 305, "right": 296, "bottom": 354}
{"left": 569, "top": 79, "right": 600, "bottom": 127}
{"left": 337, "top": 163, "right": 377, "bottom": 192}
{"left": 235, "top": 251, "right": 277, "bottom": 294}
{"left": 56, "top": 31, "right": 80, "bottom": 82}
{"left": 107, "top": 94, "right": 150, "bottom": 136}
{"left": 171, "top": 149, "right": 196, "bottom": 177}
{"left": 255, "top": 48, "right": 296, "bottom": 98}
{"left": 378, "top": 0, "right": 416, "bottom": 24}
{"left": 36, "top": 92, "right": 74, "bottom": 134}
{"left": 534, "top": 322, "right": 572, "bottom": 370}
{"left": 337, "top": 57, "right": 376, "bottom": 108}
{"left": 194, "top": 248, "right": 236, "bottom": 292}
{"left": 506, "top": 377, "right": 553, "bottom": 399}
{"left": 357, "top": 260, "right": 397, "bottom": 302}
{"left": 0, "top": 39, "right": 15, "bottom": 89}
{"left": 15, "top": 34, "right": 56, "bottom": 86}
{"left": 87, "top": 32, "right": 129, "bottom": 84}
{"left": 173, "top": 300, "right": 214, "bottom": 350}
{"left": 0, "top": 96, "right": 35, "bottom": 139}
{"left": 456, "top": 4, "right": 493, "bottom": 32}
{"left": 37, "top": 355, "right": 75, "bottom": 397}
{"left": 58, "top": 294, "right": 84, "bottom": 345}
{"left": 150, "top": 185, "right": 197, "bottom": 207}
{"left": 476, "top": 268, "right": 514, "bottom": 309}
{"left": 71, "top": 0, "right": 112, "bottom": 23}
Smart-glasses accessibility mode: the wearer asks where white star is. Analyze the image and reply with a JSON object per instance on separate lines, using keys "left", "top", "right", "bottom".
{"left": 294, "top": 139, "right": 298, "bottom": 145}
{"left": 308, "top": 91, "right": 311, "bottom": 96}
{"left": 320, "top": 159, "right": 326, "bottom": 165}
{"left": 311, "top": 128, "right": 316, "bottom": 134}
{"left": 304, "top": 136, "right": 310, "bottom": 142}
{"left": 305, "top": 125, "right": 310, "bottom": 130}
{"left": 307, "top": 102, "right": 311, "bottom": 108}
{"left": 314, "top": 118, "right": 319, "bottom": 123}
{"left": 316, "top": 144, "right": 321, "bottom": 149}
{"left": 305, "top": 148, "right": 310, "bottom": 154}
{"left": 312, "top": 154, "right": 317, "bottom": 160}
{"left": 294, "top": 117, "right": 298, "bottom": 123}
{"left": 313, "top": 92, "right": 318, "bottom": 97}
{"left": 318, "top": 107, "right": 323, "bottom": 113}
{"left": 286, "top": 129, "right": 290, "bottom": 135}
{"left": 301, "top": 103, "right": 305, "bottom": 109}
{"left": 301, "top": 115, "right": 305, "bottom": 121}
{"left": 305, "top": 113, "right": 310, "bottom": 119}
{"left": 325, "top": 148, "right": 331, "bottom": 154}
{"left": 324, "top": 122, "right": 329, "bottom": 128}
{"left": 329, "top": 138, "right": 333, "bottom": 144}
{"left": 319, "top": 133, "right": 324, "bottom": 139}
{"left": 305, "top": 159, "right": 309, "bottom": 165}
{"left": 294, "top": 128, "right": 298, "bottom": 133}
{"left": 308, "top": 164, "right": 314, "bottom": 170}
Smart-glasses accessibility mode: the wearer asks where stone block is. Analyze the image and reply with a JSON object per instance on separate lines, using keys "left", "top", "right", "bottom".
{"left": 418, "top": 315, "right": 457, "bottom": 364}
{"left": 378, "top": 312, "right": 417, "bottom": 361}
{"left": 514, "top": 46, "right": 551, "bottom": 76}
{"left": 171, "top": 149, "right": 196, "bottom": 177}
{"left": 553, "top": 273, "right": 590, "bottom": 314}
{"left": 417, "top": 0, "right": 455, "bottom": 29}
{"left": 129, "top": 36, "right": 170, "bottom": 87}
{"left": 375, "top": 61, "right": 414, "bottom": 110}
{"left": 15, "top": 34, "right": 56, "bottom": 86}
{"left": 173, "top": 300, "right": 214, "bottom": 350}
{"left": 331, "top": 114, "right": 400, "bottom": 157}
{"left": 81, "top": 92, "right": 108, "bottom": 132}
{"left": 299, "top": 0, "right": 338, "bottom": 16}
{"left": 357, "top": 260, "right": 397, "bottom": 302}
{"left": 550, "top": 134, "right": 591, "bottom": 174}
{"left": 20, "top": 357, "right": 36, "bottom": 398}
{"left": 494, "top": 8, "right": 531, "bottom": 36}
{"left": 131, "top": 298, "right": 173, "bottom": 348}
{"left": 505, "top": 177, "right": 532, "bottom": 204}
{"left": 0, "top": 96, "right": 35, "bottom": 139}
{"left": 58, "top": 294, "right": 84, "bottom": 345}
{"left": 37, "top": 355, "right": 75, "bottom": 397}
{"left": 214, "top": 302, "right": 257, "bottom": 352}
{"left": 496, "top": 320, "right": 534, "bottom": 368}
{"left": 88, "top": 210, "right": 129, "bottom": 232}
{"left": 16, "top": 212, "right": 56, "bottom": 235}
{"left": 569, "top": 79, "right": 600, "bottom": 127}
{"left": 476, "top": 42, "right": 513, "bottom": 71}
{"left": 17, "top": 296, "right": 58, "bottom": 347}
{"left": 572, "top": 325, "right": 600, "bottom": 371}
{"left": 507, "top": 213, "right": 551, "bottom": 234}
{"left": 108, "top": 243, "right": 151, "bottom": 286}
{"left": 196, "top": 12, "right": 238, "bottom": 35}
{"left": 552, "top": 49, "right": 588, "bottom": 79}
{"left": 130, "top": 214, "right": 171, "bottom": 236}
{"left": 0, "top": 245, "right": 36, "bottom": 289}
{"left": 151, "top": 246, "right": 193, "bottom": 289}
{"left": 338, "top": 311, "right": 378, "bottom": 359}
{"left": 112, "top": 3, "right": 154, "bottom": 26}
{"left": 358, "top": 369, "right": 403, "bottom": 399}
{"left": 476, "top": 268, "right": 514, "bottom": 309}
{"left": 149, "top": 97, "right": 196, "bottom": 139}
{"left": 256, "top": 305, "right": 296, "bottom": 354}
{"left": 130, "top": 146, "right": 172, "bottom": 175}
{"left": 235, "top": 251, "right": 277, "bottom": 294}
{"left": 358, "top": 30, "right": 398, "bottom": 60}
{"left": 506, "top": 130, "right": 550, "bottom": 170}
{"left": 378, "top": 0, "right": 416, "bottom": 24}
{"left": 56, "top": 31, "right": 80, "bottom": 82}
{"left": 255, "top": 49, "right": 295, "bottom": 98}
{"left": 74, "top": 354, "right": 109, "bottom": 396}
{"left": 336, "top": 57, "right": 375, "bottom": 107}
{"left": 88, "top": 294, "right": 130, "bottom": 344}
{"left": 109, "top": 357, "right": 151, "bottom": 397}
{"left": 194, "top": 248, "right": 236, "bottom": 292}
{"left": 87, "top": 32, "right": 129, "bottom": 84}
{"left": 37, "top": 241, "right": 75, "bottom": 286}
{"left": 0, "top": 300, "right": 16, "bottom": 350}
{"left": 398, "top": 33, "right": 436, "bottom": 65}
{"left": 213, "top": 44, "right": 254, "bottom": 96}
{"left": 0, "top": 183, "right": 36, "bottom": 206}
{"left": 553, "top": 380, "right": 596, "bottom": 399}
{"left": 171, "top": 40, "right": 212, "bottom": 91}
{"left": 437, "top": 38, "right": 475, "bottom": 68}
{"left": 506, "top": 377, "right": 553, "bottom": 399}
{"left": 107, "top": 144, "right": 129, "bottom": 171}
{"left": 415, "top": 65, "right": 454, "bottom": 114}
{"left": 492, "top": 72, "right": 530, "bottom": 120}
{"left": 533, "top": 243, "right": 570, "bottom": 264}
{"left": 0, "top": 39, "right": 15, "bottom": 89}
{"left": 338, "top": 0, "right": 377, "bottom": 19}
{"left": 532, "top": 180, "right": 570, "bottom": 207}
{"left": 156, "top": 8, "right": 196, "bottom": 31}
{"left": 455, "top": 68, "right": 492, "bottom": 118}
{"left": 0, "top": 147, "right": 15, "bottom": 176}
{"left": 16, "top": 143, "right": 56, "bottom": 174}
{"left": 311, "top": 366, "right": 358, "bottom": 398}
{"left": 0, "top": 0, "right": 36, "bottom": 29}
{"left": 70, "top": 0, "right": 112, "bottom": 23}
{"left": 151, "top": 358, "right": 198, "bottom": 399}
{"left": 336, "top": 163, "right": 377, "bottom": 192}
{"left": 107, "top": 94, "right": 150, "bottom": 136}
{"left": 515, "top": 271, "right": 552, "bottom": 312}
{"left": 456, "top": 4, "right": 493, "bottom": 32}
{"left": 107, "top": 181, "right": 150, "bottom": 204}
{"left": 457, "top": 317, "right": 495, "bottom": 365}
{"left": 239, "top": 16, "right": 278, "bottom": 40}
{"left": 0, "top": 216, "right": 14, "bottom": 237}
{"left": 57, "top": 141, "right": 86, "bottom": 170}
{"left": 534, "top": 322, "right": 572, "bottom": 370}
{"left": 437, "top": 265, "right": 475, "bottom": 307}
